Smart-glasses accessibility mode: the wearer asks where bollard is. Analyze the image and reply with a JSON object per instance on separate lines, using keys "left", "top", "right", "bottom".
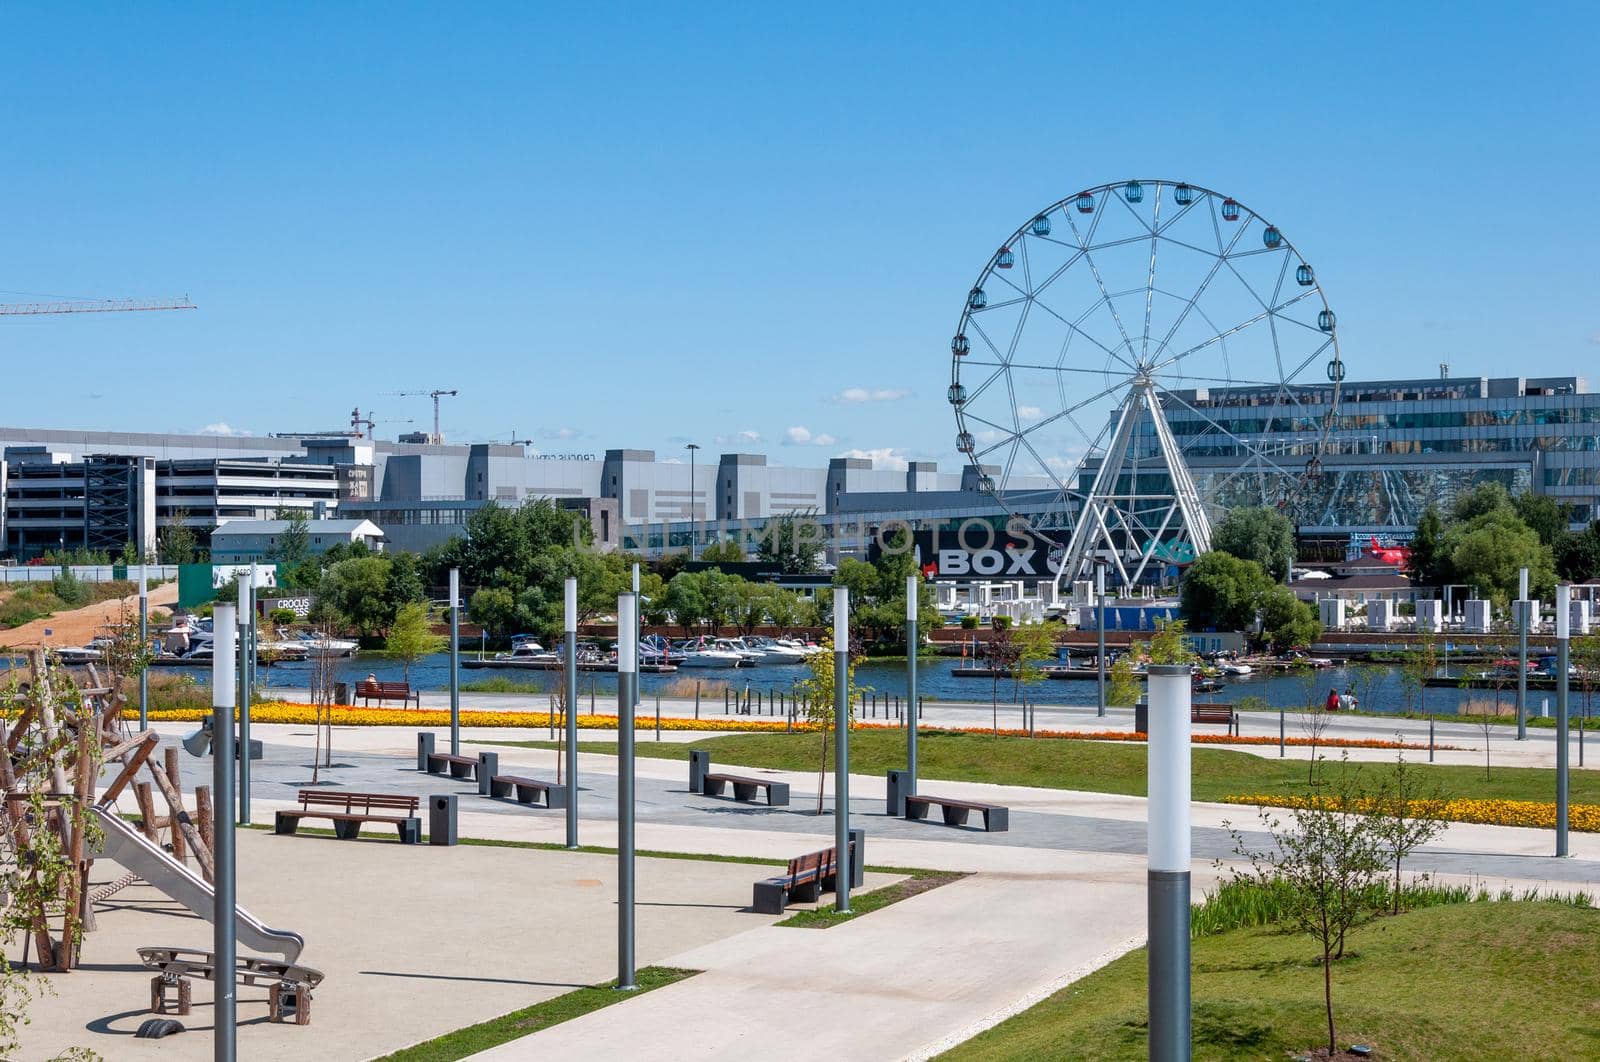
{"left": 655, "top": 692, "right": 661, "bottom": 741}
{"left": 848, "top": 826, "right": 866, "bottom": 889}
{"left": 725, "top": 689, "right": 730, "bottom": 715}
{"left": 417, "top": 732, "right": 435, "bottom": 772}
{"left": 1279, "top": 708, "right": 1285, "bottom": 758}
{"left": 1429, "top": 716, "right": 1435, "bottom": 763}
{"left": 477, "top": 752, "right": 499, "bottom": 796}
{"left": 429, "top": 794, "right": 458, "bottom": 846}
{"left": 695, "top": 681, "right": 701, "bottom": 719}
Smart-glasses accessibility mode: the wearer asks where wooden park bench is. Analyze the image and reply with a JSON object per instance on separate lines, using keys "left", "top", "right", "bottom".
{"left": 1191, "top": 703, "right": 1238, "bottom": 735}
{"left": 905, "top": 793, "right": 1008, "bottom": 832}
{"left": 355, "top": 679, "right": 420, "bottom": 709}
{"left": 702, "top": 771, "right": 790, "bottom": 806}
{"left": 140, "top": 945, "right": 325, "bottom": 1025}
{"left": 274, "top": 790, "right": 421, "bottom": 843}
{"left": 426, "top": 751, "right": 478, "bottom": 780}
{"left": 489, "top": 773, "right": 568, "bottom": 809}
{"left": 751, "top": 841, "right": 854, "bottom": 914}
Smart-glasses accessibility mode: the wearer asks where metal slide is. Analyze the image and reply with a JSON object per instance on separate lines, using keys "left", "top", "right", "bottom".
{"left": 89, "top": 807, "right": 305, "bottom": 964}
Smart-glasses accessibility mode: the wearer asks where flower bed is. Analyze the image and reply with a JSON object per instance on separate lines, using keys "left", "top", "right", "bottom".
{"left": 1223, "top": 793, "right": 1600, "bottom": 833}
{"left": 129, "top": 702, "right": 1439, "bottom": 751}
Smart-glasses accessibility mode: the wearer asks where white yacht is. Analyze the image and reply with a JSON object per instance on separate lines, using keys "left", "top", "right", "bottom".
{"left": 740, "top": 636, "right": 809, "bottom": 664}
{"left": 285, "top": 630, "right": 360, "bottom": 657}
{"left": 679, "top": 637, "right": 744, "bottom": 668}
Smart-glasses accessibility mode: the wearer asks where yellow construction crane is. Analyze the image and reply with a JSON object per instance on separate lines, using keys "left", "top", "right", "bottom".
{"left": 385, "top": 388, "right": 458, "bottom": 444}
{"left": 0, "top": 296, "right": 197, "bottom": 316}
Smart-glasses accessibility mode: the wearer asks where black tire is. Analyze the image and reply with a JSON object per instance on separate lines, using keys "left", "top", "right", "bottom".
{"left": 135, "top": 1018, "right": 186, "bottom": 1038}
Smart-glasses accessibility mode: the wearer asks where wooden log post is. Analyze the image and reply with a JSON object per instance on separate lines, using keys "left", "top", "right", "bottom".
{"left": 194, "top": 786, "right": 215, "bottom": 884}
{"left": 162, "top": 748, "right": 187, "bottom": 864}
{"left": 150, "top": 753, "right": 213, "bottom": 881}
{"left": 134, "top": 782, "right": 160, "bottom": 842}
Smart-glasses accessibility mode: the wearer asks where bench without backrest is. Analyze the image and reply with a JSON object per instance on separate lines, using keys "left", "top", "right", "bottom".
{"left": 488, "top": 773, "right": 568, "bottom": 808}
{"left": 425, "top": 751, "right": 478, "bottom": 779}
{"left": 701, "top": 771, "right": 790, "bottom": 806}
{"left": 905, "top": 793, "right": 1009, "bottom": 832}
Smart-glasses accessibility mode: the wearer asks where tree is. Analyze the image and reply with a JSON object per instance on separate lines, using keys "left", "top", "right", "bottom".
{"left": 699, "top": 538, "right": 746, "bottom": 563}
{"left": 1555, "top": 522, "right": 1600, "bottom": 582}
{"left": 271, "top": 507, "right": 312, "bottom": 572}
{"left": 1007, "top": 623, "right": 1057, "bottom": 706}
{"left": 1398, "top": 633, "right": 1439, "bottom": 718}
{"left": 1258, "top": 585, "right": 1322, "bottom": 651}
{"left": 1445, "top": 507, "right": 1554, "bottom": 606}
{"left": 315, "top": 555, "right": 394, "bottom": 635}
{"left": 386, "top": 601, "right": 444, "bottom": 684}
{"left": 385, "top": 550, "right": 426, "bottom": 617}
{"left": 1408, "top": 504, "right": 1447, "bottom": 588}
{"left": 1451, "top": 481, "right": 1513, "bottom": 523}
{"left": 159, "top": 509, "right": 199, "bottom": 565}
{"left": 663, "top": 571, "right": 708, "bottom": 634}
{"left": 755, "top": 509, "right": 822, "bottom": 574}
{"left": 1225, "top": 757, "right": 1387, "bottom": 1056}
{"left": 1369, "top": 748, "right": 1448, "bottom": 915}
{"left": 1513, "top": 491, "right": 1568, "bottom": 548}
{"left": 1212, "top": 505, "right": 1296, "bottom": 582}
{"left": 797, "top": 636, "right": 866, "bottom": 814}
{"left": 981, "top": 625, "right": 1019, "bottom": 734}
{"left": 468, "top": 586, "right": 518, "bottom": 636}
{"left": 1179, "top": 551, "right": 1273, "bottom": 632}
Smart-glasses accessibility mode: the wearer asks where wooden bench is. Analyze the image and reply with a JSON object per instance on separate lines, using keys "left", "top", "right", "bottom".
{"left": 752, "top": 841, "right": 853, "bottom": 914}
{"left": 426, "top": 751, "right": 478, "bottom": 779}
{"left": 139, "top": 946, "right": 325, "bottom": 1025}
{"left": 355, "top": 679, "right": 420, "bottom": 709}
{"left": 1192, "top": 703, "right": 1237, "bottom": 735}
{"left": 274, "top": 790, "right": 421, "bottom": 843}
{"left": 905, "top": 794, "right": 1008, "bottom": 832}
{"left": 702, "top": 772, "right": 790, "bottom": 806}
{"left": 489, "top": 773, "right": 568, "bottom": 808}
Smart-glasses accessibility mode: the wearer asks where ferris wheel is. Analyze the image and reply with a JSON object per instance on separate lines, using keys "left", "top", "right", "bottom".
{"left": 948, "top": 179, "right": 1343, "bottom": 589}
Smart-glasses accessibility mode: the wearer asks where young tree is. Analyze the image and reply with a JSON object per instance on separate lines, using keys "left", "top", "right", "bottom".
{"left": 797, "top": 636, "right": 866, "bottom": 814}
{"left": 1408, "top": 504, "right": 1448, "bottom": 588}
{"left": 1294, "top": 664, "right": 1335, "bottom": 784}
{"left": 1006, "top": 623, "right": 1057, "bottom": 711}
{"left": 1225, "top": 757, "right": 1386, "bottom": 1056}
{"left": 385, "top": 601, "right": 445, "bottom": 684}
{"left": 308, "top": 624, "right": 342, "bottom": 780}
{"left": 1369, "top": 747, "right": 1448, "bottom": 914}
{"left": 699, "top": 537, "right": 746, "bottom": 563}
{"left": 981, "top": 624, "right": 1020, "bottom": 734}
{"left": 755, "top": 508, "right": 822, "bottom": 574}
{"left": 1398, "top": 633, "right": 1439, "bottom": 718}
{"left": 271, "top": 507, "right": 312, "bottom": 572}
{"left": 159, "top": 508, "right": 199, "bottom": 565}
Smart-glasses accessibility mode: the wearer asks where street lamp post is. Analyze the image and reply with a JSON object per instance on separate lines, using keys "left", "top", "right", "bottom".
{"left": 211, "top": 604, "right": 238, "bottom": 1062}
{"left": 1147, "top": 663, "right": 1193, "bottom": 1061}
{"left": 449, "top": 568, "right": 461, "bottom": 756}
{"left": 833, "top": 587, "right": 851, "bottom": 914}
{"left": 236, "top": 572, "right": 252, "bottom": 825}
{"left": 1516, "top": 567, "right": 1530, "bottom": 742}
{"left": 1096, "top": 561, "right": 1108, "bottom": 718}
{"left": 685, "top": 442, "right": 701, "bottom": 560}
{"left": 138, "top": 564, "right": 149, "bottom": 729}
{"left": 564, "top": 576, "right": 578, "bottom": 849}
{"left": 1557, "top": 582, "right": 1570, "bottom": 857}
{"left": 616, "top": 591, "right": 638, "bottom": 989}
{"left": 905, "top": 569, "right": 919, "bottom": 794}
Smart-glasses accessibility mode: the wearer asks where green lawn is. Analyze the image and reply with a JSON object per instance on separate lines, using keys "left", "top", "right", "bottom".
{"left": 492, "top": 730, "right": 1600, "bottom": 806}
{"left": 374, "top": 966, "right": 696, "bottom": 1061}
{"left": 939, "top": 901, "right": 1600, "bottom": 1061}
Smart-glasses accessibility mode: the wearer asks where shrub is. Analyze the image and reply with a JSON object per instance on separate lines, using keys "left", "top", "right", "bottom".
{"left": 50, "top": 569, "right": 91, "bottom": 608}
{"left": 992, "top": 615, "right": 1013, "bottom": 630}
{"left": 961, "top": 615, "right": 979, "bottom": 629}
{"left": 269, "top": 608, "right": 298, "bottom": 625}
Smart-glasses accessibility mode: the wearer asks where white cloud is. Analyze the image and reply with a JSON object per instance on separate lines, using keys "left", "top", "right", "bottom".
{"left": 1017, "top": 405, "right": 1042, "bottom": 420}
{"left": 838, "top": 447, "right": 909, "bottom": 470}
{"left": 715, "top": 429, "right": 763, "bottom": 445}
{"left": 660, "top": 457, "right": 683, "bottom": 464}
{"left": 830, "top": 387, "right": 911, "bottom": 404}
{"left": 540, "top": 426, "right": 579, "bottom": 440}
{"left": 1590, "top": 331, "right": 1600, "bottom": 346}
{"left": 784, "top": 426, "right": 837, "bottom": 446}
{"left": 200, "top": 423, "right": 246, "bottom": 436}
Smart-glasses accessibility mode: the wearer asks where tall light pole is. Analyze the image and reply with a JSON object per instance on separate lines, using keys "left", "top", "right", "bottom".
{"left": 616, "top": 591, "right": 638, "bottom": 989}
{"left": 236, "top": 572, "right": 252, "bottom": 825}
{"left": 1147, "top": 663, "right": 1193, "bottom": 1061}
{"left": 1515, "top": 566, "right": 1530, "bottom": 742}
{"left": 905, "top": 565, "right": 919, "bottom": 795}
{"left": 1556, "top": 582, "right": 1570, "bottom": 857}
{"left": 564, "top": 576, "right": 579, "bottom": 849}
{"left": 138, "top": 563, "right": 149, "bottom": 730}
{"left": 833, "top": 587, "right": 851, "bottom": 914}
{"left": 1096, "top": 561, "right": 1108, "bottom": 718}
{"left": 449, "top": 568, "right": 461, "bottom": 756}
{"left": 685, "top": 443, "right": 701, "bottom": 560}
{"left": 211, "top": 604, "right": 238, "bottom": 1062}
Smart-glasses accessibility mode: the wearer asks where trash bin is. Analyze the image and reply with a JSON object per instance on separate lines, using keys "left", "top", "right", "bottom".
{"left": 416, "top": 732, "right": 434, "bottom": 772}
{"left": 334, "top": 682, "right": 350, "bottom": 705}
{"left": 429, "top": 793, "right": 457, "bottom": 846}
{"left": 848, "top": 827, "right": 865, "bottom": 889}
{"left": 885, "top": 769, "right": 913, "bottom": 817}
{"left": 476, "top": 752, "right": 499, "bottom": 796}
{"left": 688, "top": 749, "right": 710, "bottom": 793}
{"left": 1133, "top": 693, "right": 1149, "bottom": 734}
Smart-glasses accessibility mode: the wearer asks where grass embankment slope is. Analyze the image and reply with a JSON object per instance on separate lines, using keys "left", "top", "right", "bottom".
{"left": 941, "top": 901, "right": 1600, "bottom": 1061}
{"left": 498, "top": 730, "right": 1600, "bottom": 806}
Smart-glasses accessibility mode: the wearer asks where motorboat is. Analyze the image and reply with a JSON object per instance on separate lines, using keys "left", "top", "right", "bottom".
{"left": 496, "top": 640, "right": 557, "bottom": 664}
{"left": 678, "top": 637, "right": 744, "bottom": 669}
{"left": 283, "top": 629, "right": 360, "bottom": 657}
{"left": 641, "top": 634, "right": 687, "bottom": 664}
{"left": 739, "top": 636, "right": 809, "bottom": 664}
{"left": 1218, "top": 661, "right": 1253, "bottom": 676}
{"left": 48, "top": 645, "right": 102, "bottom": 665}
{"left": 714, "top": 638, "right": 767, "bottom": 665}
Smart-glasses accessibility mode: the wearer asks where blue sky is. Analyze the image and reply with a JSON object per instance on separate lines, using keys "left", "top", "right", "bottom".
{"left": 3, "top": 3, "right": 1596, "bottom": 472}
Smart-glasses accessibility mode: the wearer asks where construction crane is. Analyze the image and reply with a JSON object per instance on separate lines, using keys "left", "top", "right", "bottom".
{"left": 0, "top": 296, "right": 197, "bottom": 316}
{"left": 385, "top": 388, "right": 458, "bottom": 444}
{"left": 350, "top": 407, "right": 415, "bottom": 440}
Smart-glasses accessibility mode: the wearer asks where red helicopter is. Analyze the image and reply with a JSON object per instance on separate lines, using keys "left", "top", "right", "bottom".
{"left": 1365, "top": 536, "right": 1412, "bottom": 567}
